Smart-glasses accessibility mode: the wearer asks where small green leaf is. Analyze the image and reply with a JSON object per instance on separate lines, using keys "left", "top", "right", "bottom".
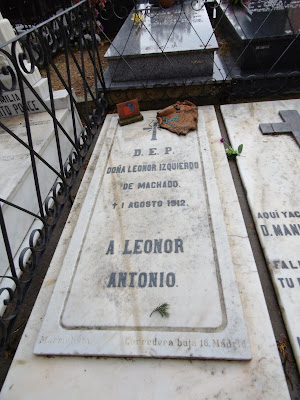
{"left": 238, "top": 144, "right": 243, "bottom": 154}
{"left": 150, "top": 303, "right": 170, "bottom": 318}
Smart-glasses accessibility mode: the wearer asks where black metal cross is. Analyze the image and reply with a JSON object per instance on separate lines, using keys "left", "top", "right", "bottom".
{"left": 259, "top": 110, "right": 300, "bottom": 148}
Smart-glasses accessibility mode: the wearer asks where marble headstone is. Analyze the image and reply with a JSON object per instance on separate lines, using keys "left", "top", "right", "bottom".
{"left": 34, "top": 109, "right": 250, "bottom": 359}
{"left": 0, "top": 18, "right": 42, "bottom": 89}
{"left": 0, "top": 18, "right": 73, "bottom": 117}
{"left": 221, "top": 99, "right": 300, "bottom": 371}
{"left": 0, "top": 108, "right": 83, "bottom": 315}
{"left": 0, "top": 16, "right": 85, "bottom": 322}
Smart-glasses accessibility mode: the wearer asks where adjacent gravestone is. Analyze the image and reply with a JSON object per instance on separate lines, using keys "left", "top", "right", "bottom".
{"left": 0, "top": 109, "right": 82, "bottom": 286}
{"left": 34, "top": 109, "right": 251, "bottom": 360}
{"left": 0, "top": 15, "right": 41, "bottom": 90}
{"left": 104, "top": 1, "right": 219, "bottom": 87}
{"left": 0, "top": 17, "right": 83, "bottom": 315}
{"left": 0, "top": 16, "right": 72, "bottom": 116}
{"left": 219, "top": 0, "right": 300, "bottom": 71}
{"left": 221, "top": 99, "right": 300, "bottom": 371}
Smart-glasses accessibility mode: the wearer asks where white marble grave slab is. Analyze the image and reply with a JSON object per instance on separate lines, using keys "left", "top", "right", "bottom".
{"left": 34, "top": 109, "right": 250, "bottom": 360}
{"left": 0, "top": 18, "right": 73, "bottom": 117}
{"left": 0, "top": 84, "right": 73, "bottom": 118}
{"left": 0, "top": 107, "right": 289, "bottom": 400}
{"left": 221, "top": 99, "right": 300, "bottom": 372}
{"left": 0, "top": 108, "right": 82, "bottom": 304}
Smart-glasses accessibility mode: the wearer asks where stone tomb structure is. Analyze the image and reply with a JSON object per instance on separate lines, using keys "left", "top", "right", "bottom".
{"left": 104, "top": 1, "right": 219, "bottom": 87}
{"left": 0, "top": 107, "right": 290, "bottom": 399}
{"left": 221, "top": 99, "right": 300, "bottom": 372}
{"left": 0, "top": 110, "right": 81, "bottom": 299}
{"left": 219, "top": 0, "right": 300, "bottom": 71}
{"left": 35, "top": 109, "right": 250, "bottom": 359}
{"left": 0, "top": 17, "right": 71, "bottom": 117}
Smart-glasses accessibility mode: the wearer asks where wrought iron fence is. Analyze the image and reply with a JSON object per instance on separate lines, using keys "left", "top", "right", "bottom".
{"left": 0, "top": 0, "right": 300, "bottom": 358}
{"left": 0, "top": 0, "right": 108, "bottom": 355}
{"left": 1, "top": 0, "right": 72, "bottom": 30}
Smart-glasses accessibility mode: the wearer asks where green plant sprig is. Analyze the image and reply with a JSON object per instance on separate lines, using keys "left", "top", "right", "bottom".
{"left": 150, "top": 303, "right": 170, "bottom": 318}
{"left": 220, "top": 137, "right": 243, "bottom": 160}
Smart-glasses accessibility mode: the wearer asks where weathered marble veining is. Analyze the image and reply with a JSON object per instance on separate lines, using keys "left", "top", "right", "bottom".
{"left": 221, "top": 99, "right": 300, "bottom": 372}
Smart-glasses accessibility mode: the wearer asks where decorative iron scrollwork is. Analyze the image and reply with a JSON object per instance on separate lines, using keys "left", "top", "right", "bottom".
{"left": 0, "top": 0, "right": 108, "bottom": 356}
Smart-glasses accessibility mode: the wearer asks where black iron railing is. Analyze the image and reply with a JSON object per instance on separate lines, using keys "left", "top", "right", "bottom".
{"left": 0, "top": 0, "right": 108, "bottom": 354}
{"left": 1, "top": 0, "right": 72, "bottom": 28}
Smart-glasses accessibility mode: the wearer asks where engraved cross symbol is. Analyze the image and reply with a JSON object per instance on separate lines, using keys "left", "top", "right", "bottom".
{"left": 143, "top": 120, "right": 158, "bottom": 141}
{"left": 259, "top": 110, "right": 300, "bottom": 148}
